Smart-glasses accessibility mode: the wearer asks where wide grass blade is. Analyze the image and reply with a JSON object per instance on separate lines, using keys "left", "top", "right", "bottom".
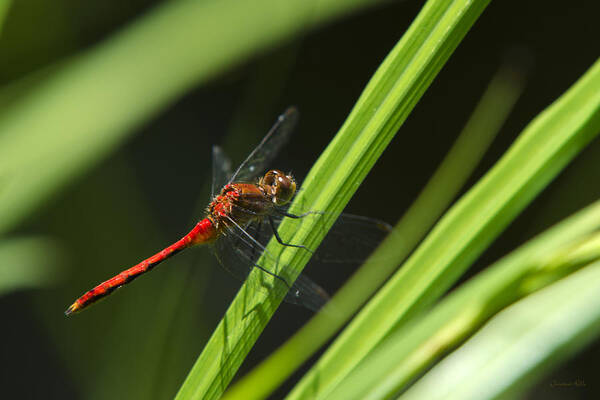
{"left": 178, "top": 0, "right": 492, "bottom": 399}
{"left": 287, "top": 57, "right": 600, "bottom": 399}
{"left": 0, "top": 0, "right": 380, "bottom": 236}
{"left": 0, "top": 236, "right": 64, "bottom": 295}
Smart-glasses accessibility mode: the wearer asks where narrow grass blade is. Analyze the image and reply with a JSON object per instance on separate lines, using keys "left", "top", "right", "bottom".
{"left": 401, "top": 262, "right": 600, "bottom": 400}
{"left": 287, "top": 57, "right": 600, "bottom": 399}
{"left": 178, "top": 0, "right": 493, "bottom": 399}
{"left": 223, "top": 53, "right": 526, "bottom": 400}
{"left": 327, "top": 200, "right": 600, "bottom": 399}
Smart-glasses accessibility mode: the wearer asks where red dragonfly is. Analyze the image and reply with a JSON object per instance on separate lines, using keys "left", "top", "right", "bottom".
{"left": 65, "top": 107, "right": 389, "bottom": 315}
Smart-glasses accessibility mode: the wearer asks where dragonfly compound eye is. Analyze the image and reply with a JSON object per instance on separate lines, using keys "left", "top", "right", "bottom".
{"left": 262, "top": 170, "right": 296, "bottom": 205}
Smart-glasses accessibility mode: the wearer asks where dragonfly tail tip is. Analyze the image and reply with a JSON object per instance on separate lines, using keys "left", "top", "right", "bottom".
{"left": 64, "top": 302, "right": 80, "bottom": 317}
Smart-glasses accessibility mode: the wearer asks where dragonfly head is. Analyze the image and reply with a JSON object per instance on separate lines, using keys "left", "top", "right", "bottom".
{"left": 260, "top": 170, "right": 297, "bottom": 206}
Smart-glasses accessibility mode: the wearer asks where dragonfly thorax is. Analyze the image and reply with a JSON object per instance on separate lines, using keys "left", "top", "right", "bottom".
{"left": 207, "top": 170, "right": 296, "bottom": 230}
{"left": 258, "top": 170, "right": 296, "bottom": 206}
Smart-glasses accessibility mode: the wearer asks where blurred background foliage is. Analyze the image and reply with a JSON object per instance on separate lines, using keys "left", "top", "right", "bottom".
{"left": 0, "top": 0, "right": 599, "bottom": 399}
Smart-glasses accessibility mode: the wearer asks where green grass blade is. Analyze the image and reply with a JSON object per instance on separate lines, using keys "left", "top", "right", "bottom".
{"left": 223, "top": 55, "right": 526, "bottom": 400}
{"left": 287, "top": 57, "right": 600, "bottom": 399}
{"left": 0, "top": 0, "right": 380, "bottom": 236}
{"left": 0, "top": 236, "right": 64, "bottom": 295}
{"left": 0, "top": 0, "right": 11, "bottom": 36}
{"left": 401, "top": 261, "right": 600, "bottom": 400}
{"left": 178, "top": 0, "right": 492, "bottom": 399}
{"left": 326, "top": 199, "right": 600, "bottom": 399}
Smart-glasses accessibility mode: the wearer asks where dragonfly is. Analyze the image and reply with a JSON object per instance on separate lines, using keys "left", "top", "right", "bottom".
{"left": 65, "top": 107, "right": 390, "bottom": 315}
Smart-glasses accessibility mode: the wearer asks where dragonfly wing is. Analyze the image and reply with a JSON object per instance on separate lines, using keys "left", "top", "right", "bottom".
{"left": 270, "top": 212, "right": 392, "bottom": 265}
{"left": 242, "top": 219, "right": 329, "bottom": 311}
{"left": 314, "top": 214, "right": 392, "bottom": 264}
{"left": 283, "top": 272, "right": 329, "bottom": 312}
{"left": 213, "top": 219, "right": 328, "bottom": 312}
{"left": 211, "top": 146, "right": 233, "bottom": 197}
{"left": 212, "top": 218, "right": 266, "bottom": 283}
{"left": 229, "top": 107, "right": 299, "bottom": 184}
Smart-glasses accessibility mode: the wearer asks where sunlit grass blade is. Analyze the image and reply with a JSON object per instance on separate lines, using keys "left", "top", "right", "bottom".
{"left": 178, "top": 1, "right": 493, "bottom": 399}
{"left": 401, "top": 261, "right": 600, "bottom": 400}
{"left": 0, "top": 236, "right": 64, "bottom": 295}
{"left": 326, "top": 200, "right": 600, "bottom": 399}
{"left": 223, "top": 53, "right": 526, "bottom": 399}
{"left": 287, "top": 57, "right": 600, "bottom": 399}
{"left": 0, "top": 0, "right": 380, "bottom": 236}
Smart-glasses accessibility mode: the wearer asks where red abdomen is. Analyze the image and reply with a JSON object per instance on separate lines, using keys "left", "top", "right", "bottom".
{"left": 65, "top": 218, "right": 216, "bottom": 315}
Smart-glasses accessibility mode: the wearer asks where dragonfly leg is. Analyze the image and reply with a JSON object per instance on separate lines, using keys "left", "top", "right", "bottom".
{"left": 253, "top": 262, "right": 291, "bottom": 290}
{"left": 224, "top": 215, "right": 294, "bottom": 292}
{"left": 268, "top": 216, "right": 313, "bottom": 253}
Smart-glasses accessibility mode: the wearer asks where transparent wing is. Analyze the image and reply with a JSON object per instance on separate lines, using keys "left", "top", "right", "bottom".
{"left": 212, "top": 223, "right": 259, "bottom": 283}
{"left": 213, "top": 218, "right": 329, "bottom": 312}
{"left": 211, "top": 146, "right": 232, "bottom": 197}
{"left": 312, "top": 214, "right": 392, "bottom": 264}
{"left": 228, "top": 107, "right": 299, "bottom": 184}
{"left": 270, "top": 213, "right": 392, "bottom": 265}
